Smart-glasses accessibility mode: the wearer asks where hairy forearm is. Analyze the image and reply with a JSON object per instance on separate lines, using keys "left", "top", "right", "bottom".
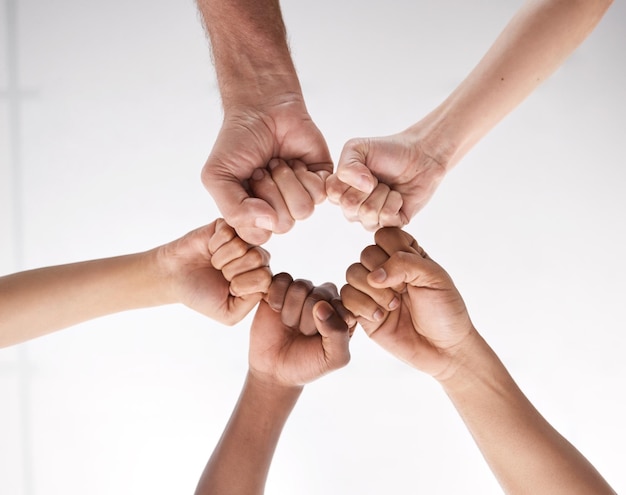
{"left": 0, "top": 250, "right": 169, "bottom": 348}
{"left": 439, "top": 331, "right": 615, "bottom": 494}
{"left": 195, "top": 372, "right": 302, "bottom": 495}
{"left": 195, "top": 0, "right": 302, "bottom": 108}
{"left": 418, "top": 0, "right": 613, "bottom": 168}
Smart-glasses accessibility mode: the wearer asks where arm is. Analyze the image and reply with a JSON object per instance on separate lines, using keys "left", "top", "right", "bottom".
{"left": 193, "top": 372, "right": 301, "bottom": 495}
{"left": 0, "top": 219, "right": 271, "bottom": 348}
{"left": 441, "top": 332, "right": 614, "bottom": 495}
{"left": 341, "top": 227, "right": 615, "bottom": 494}
{"left": 196, "top": 0, "right": 331, "bottom": 245}
{"left": 424, "top": 0, "right": 613, "bottom": 165}
{"left": 327, "top": 0, "right": 614, "bottom": 230}
{"left": 196, "top": 0, "right": 298, "bottom": 111}
{"left": 0, "top": 251, "right": 167, "bottom": 348}
{"left": 194, "top": 274, "right": 352, "bottom": 495}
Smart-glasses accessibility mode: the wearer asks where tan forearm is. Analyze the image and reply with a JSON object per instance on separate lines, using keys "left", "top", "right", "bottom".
{"left": 195, "top": 0, "right": 302, "bottom": 109}
{"left": 421, "top": 0, "right": 613, "bottom": 167}
{"left": 0, "top": 250, "right": 169, "bottom": 348}
{"left": 195, "top": 371, "right": 302, "bottom": 495}
{"left": 439, "top": 331, "right": 615, "bottom": 494}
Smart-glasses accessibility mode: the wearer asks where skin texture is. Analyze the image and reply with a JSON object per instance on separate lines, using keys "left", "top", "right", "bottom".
{"left": 196, "top": 0, "right": 331, "bottom": 245}
{"left": 327, "top": 0, "right": 614, "bottom": 231}
{"left": 194, "top": 275, "right": 353, "bottom": 495}
{"left": 342, "top": 227, "right": 616, "bottom": 494}
{"left": 0, "top": 219, "right": 271, "bottom": 348}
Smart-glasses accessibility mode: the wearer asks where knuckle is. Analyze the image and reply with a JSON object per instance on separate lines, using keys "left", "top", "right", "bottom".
{"left": 303, "top": 176, "right": 326, "bottom": 203}
{"left": 339, "top": 284, "right": 352, "bottom": 302}
{"left": 341, "top": 190, "right": 364, "bottom": 209}
{"left": 342, "top": 208, "right": 359, "bottom": 223}
{"left": 259, "top": 268, "right": 273, "bottom": 290}
{"left": 290, "top": 278, "right": 313, "bottom": 297}
{"left": 272, "top": 272, "right": 293, "bottom": 285}
{"left": 339, "top": 288, "right": 361, "bottom": 316}
{"left": 269, "top": 272, "right": 292, "bottom": 295}
{"left": 318, "top": 282, "right": 339, "bottom": 298}
{"left": 380, "top": 202, "right": 400, "bottom": 218}
{"left": 242, "top": 227, "right": 272, "bottom": 246}
{"left": 246, "top": 247, "right": 268, "bottom": 267}
{"left": 258, "top": 246, "right": 272, "bottom": 263}
{"left": 360, "top": 245, "right": 381, "bottom": 264}
{"left": 379, "top": 213, "right": 403, "bottom": 228}
{"left": 274, "top": 215, "right": 296, "bottom": 234}
{"left": 271, "top": 162, "right": 292, "bottom": 180}
{"left": 325, "top": 175, "right": 344, "bottom": 197}
{"left": 345, "top": 262, "right": 364, "bottom": 282}
{"left": 358, "top": 200, "right": 378, "bottom": 218}
{"left": 343, "top": 137, "right": 365, "bottom": 152}
{"left": 220, "top": 264, "right": 236, "bottom": 281}
{"left": 211, "top": 254, "right": 228, "bottom": 271}
{"left": 228, "top": 278, "right": 243, "bottom": 296}
{"left": 345, "top": 270, "right": 363, "bottom": 287}
{"left": 241, "top": 271, "right": 271, "bottom": 295}
{"left": 228, "top": 238, "right": 250, "bottom": 259}
{"left": 291, "top": 200, "right": 315, "bottom": 220}
{"left": 374, "top": 226, "right": 397, "bottom": 245}
{"left": 217, "top": 217, "right": 236, "bottom": 233}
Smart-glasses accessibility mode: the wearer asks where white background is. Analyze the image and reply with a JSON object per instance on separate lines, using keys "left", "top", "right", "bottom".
{"left": 1, "top": 0, "right": 625, "bottom": 493}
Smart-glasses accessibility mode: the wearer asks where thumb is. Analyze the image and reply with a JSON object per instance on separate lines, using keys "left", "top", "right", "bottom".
{"left": 337, "top": 139, "right": 377, "bottom": 194}
{"left": 207, "top": 175, "right": 279, "bottom": 245}
{"left": 366, "top": 251, "right": 447, "bottom": 290}
{"left": 313, "top": 301, "right": 351, "bottom": 370}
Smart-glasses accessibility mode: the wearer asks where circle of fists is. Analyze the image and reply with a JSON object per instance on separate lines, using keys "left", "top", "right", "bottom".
{"left": 193, "top": 99, "right": 468, "bottom": 380}
{"left": 193, "top": 211, "right": 474, "bottom": 384}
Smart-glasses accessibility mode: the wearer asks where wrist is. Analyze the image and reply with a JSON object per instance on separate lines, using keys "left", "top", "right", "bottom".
{"left": 410, "top": 84, "right": 506, "bottom": 170}
{"left": 221, "top": 70, "right": 304, "bottom": 111}
{"left": 435, "top": 329, "right": 507, "bottom": 393}
{"left": 405, "top": 106, "right": 469, "bottom": 172}
{"left": 218, "top": 69, "right": 305, "bottom": 112}
{"left": 150, "top": 244, "right": 183, "bottom": 307}
{"left": 245, "top": 369, "right": 304, "bottom": 403}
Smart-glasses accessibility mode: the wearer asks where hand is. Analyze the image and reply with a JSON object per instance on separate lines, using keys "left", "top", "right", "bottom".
{"left": 249, "top": 273, "right": 354, "bottom": 387}
{"left": 341, "top": 227, "right": 474, "bottom": 379}
{"left": 326, "top": 126, "right": 449, "bottom": 231}
{"left": 202, "top": 99, "right": 331, "bottom": 245}
{"left": 156, "top": 219, "right": 272, "bottom": 325}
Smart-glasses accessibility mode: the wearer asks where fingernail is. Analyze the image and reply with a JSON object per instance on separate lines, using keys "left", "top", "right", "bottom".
{"left": 388, "top": 296, "right": 400, "bottom": 310}
{"left": 370, "top": 268, "right": 387, "bottom": 283}
{"left": 251, "top": 168, "right": 265, "bottom": 181}
{"left": 254, "top": 216, "right": 273, "bottom": 230}
{"left": 373, "top": 309, "right": 384, "bottom": 321}
{"left": 315, "top": 303, "right": 333, "bottom": 321}
{"left": 268, "top": 159, "right": 280, "bottom": 170}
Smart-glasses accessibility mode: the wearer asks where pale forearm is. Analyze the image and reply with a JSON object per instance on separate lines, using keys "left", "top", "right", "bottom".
{"left": 440, "top": 331, "right": 615, "bottom": 494}
{"left": 196, "top": 0, "right": 302, "bottom": 108}
{"left": 0, "top": 250, "right": 169, "bottom": 348}
{"left": 418, "top": 0, "right": 613, "bottom": 168}
{"left": 195, "top": 372, "right": 302, "bottom": 495}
